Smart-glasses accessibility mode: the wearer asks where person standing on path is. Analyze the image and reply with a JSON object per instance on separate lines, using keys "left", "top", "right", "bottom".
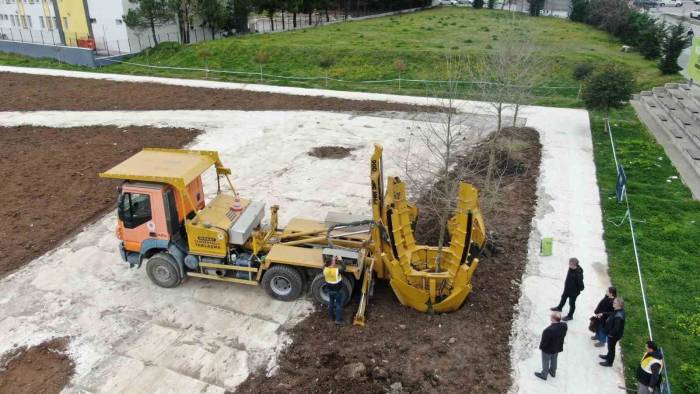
{"left": 550, "top": 257, "right": 585, "bottom": 321}
{"left": 591, "top": 286, "right": 617, "bottom": 348}
{"left": 323, "top": 256, "right": 346, "bottom": 325}
{"left": 636, "top": 341, "right": 664, "bottom": 393}
{"left": 534, "top": 311, "right": 568, "bottom": 381}
{"left": 599, "top": 297, "right": 625, "bottom": 367}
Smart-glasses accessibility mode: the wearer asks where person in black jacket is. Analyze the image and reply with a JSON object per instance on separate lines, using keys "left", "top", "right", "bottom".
{"left": 591, "top": 286, "right": 617, "bottom": 347}
{"left": 550, "top": 257, "right": 585, "bottom": 321}
{"left": 534, "top": 312, "right": 568, "bottom": 381}
{"left": 637, "top": 340, "right": 664, "bottom": 393}
{"left": 599, "top": 297, "right": 625, "bottom": 367}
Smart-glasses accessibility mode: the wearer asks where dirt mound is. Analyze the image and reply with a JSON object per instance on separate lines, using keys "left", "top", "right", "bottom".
{"left": 237, "top": 128, "right": 541, "bottom": 393}
{"left": 0, "top": 126, "right": 198, "bottom": 278}
{"left": 0, "top": 338, "right": 74, "bottom": 394}
{"left": 308, "top": 146, "right": 355, "bottom": 159}
{"left": 0, "top": 73, "right": 439, "bottom": 113}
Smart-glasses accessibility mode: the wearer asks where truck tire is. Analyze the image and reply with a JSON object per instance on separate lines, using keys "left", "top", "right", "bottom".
{"left": 310, "top": 273, "right": 353, "bottom": 306}
{"left": 262, "top": 265, "right": 304, "bottom": 301}
{"left": 146, "top": 253, "right": 181, "bottom": 288}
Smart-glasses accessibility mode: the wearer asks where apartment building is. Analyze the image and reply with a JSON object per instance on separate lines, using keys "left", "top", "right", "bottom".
{"left": 1, "top": 0, "right": 209, "bottom": 55}
{"left": 0, "top": 0, "right": 61, "bottom": 44}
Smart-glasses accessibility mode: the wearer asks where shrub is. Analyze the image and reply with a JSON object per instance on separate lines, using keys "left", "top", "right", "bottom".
{"left": 581, "top": 63, "right": 635, "bottom": 112}
{"left": 659, "top": 22, "right": 691, "bottom": 75}
{"left": 473, "top": 0, "right": 484, "bottom": 9}
{"left": 573, "top": 63, "right": 594, "bottom": 81}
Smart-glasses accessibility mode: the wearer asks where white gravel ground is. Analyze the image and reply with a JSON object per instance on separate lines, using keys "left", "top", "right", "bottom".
{"left": 0, "top": 67, "right": 625, "bottom": 393}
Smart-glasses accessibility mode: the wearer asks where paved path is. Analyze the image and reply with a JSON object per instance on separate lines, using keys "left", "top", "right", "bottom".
{"left": 0, "top": 66, "right": 624, "bottom": 393}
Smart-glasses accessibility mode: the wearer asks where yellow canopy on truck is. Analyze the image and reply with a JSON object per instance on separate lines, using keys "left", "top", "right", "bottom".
{"left": 99, "top": 148, "right": 231, "bottom": 191}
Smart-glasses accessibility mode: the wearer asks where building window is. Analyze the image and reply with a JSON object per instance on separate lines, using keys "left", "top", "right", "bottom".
{"left": 115, "top": 19, "right": 122, "bottom": 25}
{"left": 90, "top": 18, "right": 96, "bottom": 23}
{"left": 63, "top": 16, "right": 68, "bottom": 29}
{"left": 26, "top": 15, "right": 31, "bottom": 28}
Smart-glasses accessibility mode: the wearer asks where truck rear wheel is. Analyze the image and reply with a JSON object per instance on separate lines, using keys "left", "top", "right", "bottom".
{"left": 146, "top": 253, "right": 181, "bottom": 288}
{"left": 262, "top": 265, "right": 304, "bottom": 301}
{"left": 310, "top": 273, "right": 353, "bottom": 306}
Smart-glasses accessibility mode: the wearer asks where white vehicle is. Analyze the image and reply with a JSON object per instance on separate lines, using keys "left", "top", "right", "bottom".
{"left": 691, "top": 9, "right": 700, "bottom": 18}
{"left": 695, "top": 0, "right": 700, "bottom": 5}
{"left": 457, "top": 0, "right": 474, "bottom": 4}
{"left": 659, "top": 0, "right": 683, "bottom": 6}
{"left": 438, "top": 0, "right": 458, "bottom": 5}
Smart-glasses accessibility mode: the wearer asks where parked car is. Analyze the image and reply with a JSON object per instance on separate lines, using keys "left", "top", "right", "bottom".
{"left": 691, "top": 9, "right": 700, "bottom": 18}
{"left": 659, "top": 0, "right": 683, "bottom": 6}
{"left": 439, "top": 0, "right": 458, "bottom": 5}
{"left": 695, "top": 0, "right": 700, "bottom": 5}
{"left": 457, "top": 0, "right": 473, "bottom": 4}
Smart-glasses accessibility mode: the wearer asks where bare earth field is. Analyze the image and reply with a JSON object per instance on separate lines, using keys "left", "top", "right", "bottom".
{"left": 0, "top": 72, "right": 435, "bottom": 113}
{"left": 0, "top": 126, "right": 198, "bottom": 277}
{"left": 237, "top": 128, "right": 542, "bottom": 394}
{"left": 0, "top": 338, "right": 74, "bottom": 394}
{"left": 0, "top": 72, "right": 541, "bottom": 393}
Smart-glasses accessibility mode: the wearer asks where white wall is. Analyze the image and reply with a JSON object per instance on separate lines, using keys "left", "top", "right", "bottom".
{"left": 0, "top": 1, "right": 60, "bottom": 45}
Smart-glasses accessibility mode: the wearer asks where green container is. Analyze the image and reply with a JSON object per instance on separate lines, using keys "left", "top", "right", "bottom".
{"left": 541, "top": 237, "right": 553, "bottom": 256}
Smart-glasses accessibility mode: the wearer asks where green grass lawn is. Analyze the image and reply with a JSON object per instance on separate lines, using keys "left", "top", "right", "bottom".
{"left": 1, "top": 6, "right": 697, "bottom": 392}
{"left": 591, "top": 107, "right": 700, "bottom": 393}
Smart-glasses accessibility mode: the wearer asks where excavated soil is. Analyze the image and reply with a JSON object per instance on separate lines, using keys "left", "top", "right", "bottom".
{"left": 0, "top": 73, "right": 436, "bottom": 113}
{"left": 0, "top": 338, "right": 74, "bottom": 394}
{"left": 308, "top": 146, "right": 355, "bottom": 159}
{"left": 237, "top": 128, "right": 541, "bottom": 394}
{"left": 0, "top": 126, "right": 198, "bottom": 278}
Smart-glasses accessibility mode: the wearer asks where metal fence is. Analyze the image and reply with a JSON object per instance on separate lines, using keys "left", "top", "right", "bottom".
{"left": 605, "top": 118, "right": 672, "bottom": 394}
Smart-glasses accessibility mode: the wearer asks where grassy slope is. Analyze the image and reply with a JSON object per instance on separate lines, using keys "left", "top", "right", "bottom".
{"left": 591, "top": 107, "right": 700, "bottom": 393}
{"left": 0, "top": 8, "right": 679, "bottom": 106}
{"left": 1, "top": 6, "right": 697, "bottom": 392}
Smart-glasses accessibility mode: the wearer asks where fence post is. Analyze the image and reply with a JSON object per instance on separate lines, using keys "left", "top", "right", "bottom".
{"left": 193, "top": 28, "right": 198, "bottom": 42}
{"left": 52, "top": 30, "right": 56, "bottom": 45}
{"left": 104, "top": 37, "right": 109, "bottom": 55}
{"left": 117, "top": 39, "right": 121, "bottom": 54}
{"left": 19, "top": 29, "right": 24, "bottom": 42}
{"left": 29, "top": 29, "right": 34, "bottom": 43}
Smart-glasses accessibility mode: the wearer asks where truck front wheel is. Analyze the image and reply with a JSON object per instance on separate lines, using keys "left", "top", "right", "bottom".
{"left": 146, "top": 253, "right": 181, "bottom": 288}
{"left": 262, "top": 265, "right": 304, "bottom": 301}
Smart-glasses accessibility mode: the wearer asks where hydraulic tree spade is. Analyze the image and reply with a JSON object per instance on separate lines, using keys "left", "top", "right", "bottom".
{"left": 99, "top": 145, "right": 486, "bottom": 325}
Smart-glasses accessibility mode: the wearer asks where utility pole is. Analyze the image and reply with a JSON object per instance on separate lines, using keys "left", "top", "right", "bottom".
{"left": 49, "top": 0, "right": 65, "bottom": 45}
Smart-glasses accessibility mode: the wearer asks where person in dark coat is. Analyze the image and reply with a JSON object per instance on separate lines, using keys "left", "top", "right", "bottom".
{"left": 637, "top": 340, "right": 664, "bottom": 393}
{"left": 550, "top": 257, "right": 585, "bottom": 321}
{"left": 591, "top": 286, "right": 617, "bottom": 347}
{"left": 599, "top": 297, "right": 625, "bottom": 367}
{"left": 534, "top": 312, "right": 568, "bottom": 381}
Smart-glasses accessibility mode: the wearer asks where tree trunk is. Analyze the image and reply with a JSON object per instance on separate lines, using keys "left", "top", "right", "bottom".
{"left": 150, "top": 18, "right": 158, "bottom": 45}
{"left": 281, "top": 12, "right": 285, "bottom": 30}
{"left": 325, "top": 9, "right": 329, "bottom": 22}
{"left": 269, "top": 12, "right": 274, "bottom": 31}
{"left": 513, "top": 104, "right": 520, "bottom": 127}
{"left": 485, "top": 103, "right": 503, "bottom": 191}
{"left": 293, "top": 12, "right": 297, "bottom": 28}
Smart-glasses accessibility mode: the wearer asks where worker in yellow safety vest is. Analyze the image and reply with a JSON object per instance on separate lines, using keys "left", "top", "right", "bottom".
{"left": 323, "top": 256, "right": 346, "bottom": 325}
{"left": 636, "top": 340, "right": 664, "bottom": 394}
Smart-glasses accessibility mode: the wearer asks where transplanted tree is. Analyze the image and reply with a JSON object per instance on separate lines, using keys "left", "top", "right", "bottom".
{"left": 403, "top": 57, "right": 486, "bottom": 273}
{"left": 659, "top": 22, "right": 692, "bottom": 75}
{"left": 469, "top": 15, "right": 543, "bottom": 190}
{"left": 473, "top": 0, "right": 484, "bottom": 9}
{"left": 222, "top": 0, "right": 253, "bottom": 34}
{"left": 124, "top": 0, "right": 175, "bottom": 46}
{"left": 581, "top": 63, "right": 635, "bottom": 114}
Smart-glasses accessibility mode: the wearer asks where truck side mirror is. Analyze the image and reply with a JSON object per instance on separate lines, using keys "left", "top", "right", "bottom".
{"left": 117, "top": 192, "right": 126, "bottom": 222}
